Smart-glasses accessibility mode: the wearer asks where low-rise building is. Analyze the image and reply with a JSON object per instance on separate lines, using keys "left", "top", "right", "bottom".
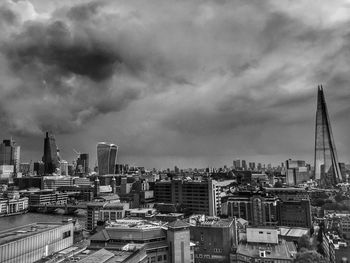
{"left": 230, "top": 227, "right": 297, "bottom": 263}
{"left": 190, "top": 217, "right": 236, "bottom": 263}
{"left": 0, "top": 222, "right": 73, "bottom": 263}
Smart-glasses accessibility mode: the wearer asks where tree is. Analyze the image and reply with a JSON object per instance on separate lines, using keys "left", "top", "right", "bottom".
{"left": 298, "top": 234, "right": 313, "bottom": 251}
{"left": 294, "top": 251, "right": 328, "bottom": 263}
{"left": 274, "top": 181, "right": 283, "bottom": 188}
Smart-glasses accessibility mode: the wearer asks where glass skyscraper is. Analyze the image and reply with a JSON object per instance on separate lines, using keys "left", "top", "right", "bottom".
{"left": 97, "top": 142, "right": 118, "bottom": 175}
{"left": 42, "top": 132, "right": 60, "bottom": 175}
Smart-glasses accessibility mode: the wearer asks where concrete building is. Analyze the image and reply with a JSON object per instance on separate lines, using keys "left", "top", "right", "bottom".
{"left": 167, "top": 220, "right": 192, "bottom": 263}
{"left": 221, "top": 191, "right": 278, "bottom": 226}
{"left": 0, "top": 196, "right": 28, "bottom": 216}
{"left": 277, "top": 200, "right": 312, "bottom": 228}
{"left": 0, "top": 139, "right": 20, "bottom": 174}
{"left": 0, "top": 222, "right": 73, "bottom": 263}
{"left": 340, "top": 217, "right": 350, "bottom": 239}
{"left": 154, "top": 179, "right": 220, "bottom": 216}
{"left": 86, "top": 196, "right": 126, "bottom": 231}
{"left": 0, "top": 165, "right": 14, "bottom": 183}
{"left": 230, "top": 227, "right": 297, "bottom": 263}
{"left": 264, "top": 187, "right": 309, "bottom": 202}
{"left": 89, "top": 219, "right": 194, "bottom": 263}
{"left": 27, "top": 190, "right": 68, "bottom": 206}
{"left": 190, "top": 217, "right": 236, "bottom": 263}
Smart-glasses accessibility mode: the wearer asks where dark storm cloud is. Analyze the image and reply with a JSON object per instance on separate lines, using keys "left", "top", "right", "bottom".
{"left": 4, "top": 20, "right": 120, "bottom": 81}
{"left": 1, "top": 0, "right": 350, "bottom": 167}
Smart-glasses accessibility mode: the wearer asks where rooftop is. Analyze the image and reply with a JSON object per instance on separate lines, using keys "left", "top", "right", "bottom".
{"left": 236, "top": 239, "right": 297, "bottom": 260}
{"left": 0, "top": 222, "right": 71, "bottom": 246}
{"left": 106, "top": 219, "right": 165, "bottom": 230}
{"left": 279, "top": 227, "right": 309, "bottom": 238}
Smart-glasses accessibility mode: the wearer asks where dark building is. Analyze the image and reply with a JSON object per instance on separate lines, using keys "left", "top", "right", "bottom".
{"left": 42, "top": 132, "right": 59, "bottom": 175}
{"left": 33, "top": 161, "right": 45, "bottom": 176}
{"left": 76, "top": 153, "right": 89, "bottom": 175}
{"left": 190, "top": 217, "right": 236, "bottom": 263}
{"left": 277, "top": 199, "right": 312, "bottom": 228}
{"left": 14, "top": 176, "right": 43, "bottom": 189}
{"left": 97, "top": 142, "right": 118, "bottom": 175}
{"left": 314, "top": 85, "right": 342, "bottom": 186}
{"left": 264, "top": 188, "right": 310, "bottom": 202}
{"left": 0, "top": 138, "right": 20, "bottom": 173}
{"left": 221, "top": 191, "right": 278, "bottom": 226}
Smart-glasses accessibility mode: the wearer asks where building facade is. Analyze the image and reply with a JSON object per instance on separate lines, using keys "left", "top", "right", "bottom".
{"left": 42, "top": 132, "right": 60, "bottom": 175}
{"left": 97, "top": 142, "right": 118, "bottom": 175}
{"left": 190, "top": 217, "right": 236, "bottom": 263}
{"left": 221, "top": 192, "right": 278, "bottom": 226}
{"left": 0, "top": 222, "right": 73, "bottom": 263}
{"left": 154, "top": 179, "right": 220, "bottom": 216}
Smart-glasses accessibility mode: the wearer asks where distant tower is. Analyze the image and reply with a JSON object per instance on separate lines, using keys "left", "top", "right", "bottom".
{"left": 0, "top": 138, "right": 20, "bottom": 174}
{"left": 42, "top": 132, "right": 59, "bottom": 175}
{"left": 314, "top": 85, "right": 342, "bottom": 186}
{"left": 94, "top": 177, "right": 100, "bottom": 197}
{"left": 111, "top": 177, "right": 116, "bottom": 194}
{"left": 97, "top": 142, "right": 118, "bottom": 175}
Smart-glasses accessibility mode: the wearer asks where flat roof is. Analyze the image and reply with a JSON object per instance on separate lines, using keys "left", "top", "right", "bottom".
{"left": 237, "top": 240, "right": 296, "bottom": 259}
{"left": 107, "top": 219, "right": 165, "bottom": 230}
{"left": 279, "top": 227, "right": 309, "bottom": 237}
{"left": 0, "top": 222, "right": 70, "bottom": 246}
{"left": 196, "top": 219, "right": 233, "bottom": 228}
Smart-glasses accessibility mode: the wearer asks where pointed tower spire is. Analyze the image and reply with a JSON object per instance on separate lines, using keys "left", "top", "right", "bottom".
{"left": 314, "top": 85, "right": 342, "bottom": 186}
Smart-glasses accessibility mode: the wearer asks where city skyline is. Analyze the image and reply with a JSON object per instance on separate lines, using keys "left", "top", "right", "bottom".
{"left": 1, "top": 1, "right": 350, "bottom": 168}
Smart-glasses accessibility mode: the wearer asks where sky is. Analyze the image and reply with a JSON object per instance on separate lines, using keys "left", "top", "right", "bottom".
{"left": 0, "top": 0, "right": 350, "bottom": 169}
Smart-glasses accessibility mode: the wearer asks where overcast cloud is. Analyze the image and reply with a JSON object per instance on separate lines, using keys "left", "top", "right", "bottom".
{"left": 1, "top": 0, "right": 350, "bottom": 169}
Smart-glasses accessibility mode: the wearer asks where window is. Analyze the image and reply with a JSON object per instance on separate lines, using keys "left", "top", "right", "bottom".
{"left": 158, "top": 255, "right": 162, "bottom": 261}
{"left": 163, "top": 255, "right": 167, "bottom": 260}
{"left": 63, "top": 230, "right": 71, "bottom": 239}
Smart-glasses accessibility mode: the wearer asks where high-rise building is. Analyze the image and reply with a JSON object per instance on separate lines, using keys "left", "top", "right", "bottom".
{"left": 0, "top": 139, "right": 20, "bottom": 174}
{"left": 97, "top": 142, "right": 118, "bottom": 175}
{"left": 248, "top": 162, "right": 255, "bottom": 171}
{"left": 314, "top": 85, "right": 342, "bottom": 186}
{"left": 76, "top": 153, "right": 89, "bottom": 175}
{"left": 154, "top": 178, "right": 221, "bottom": 216}
{"left": 42, "top": 132, "right": 59, "bottom": 175}
{"left": 60, "top": 160, "right": 69, "bottom": 176}
{"left": 233, "top": 159, "right": 241, "bottom": 170}
{"left": 242, "top": 160, "right": 247, "bottom": 170}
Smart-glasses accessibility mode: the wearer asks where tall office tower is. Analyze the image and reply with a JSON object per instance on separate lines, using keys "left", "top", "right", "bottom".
{"left": 42, "top": 132, "right": 60, "bottom": 175}
{"left": 97, "top": 142, "right": 118, "bottom": 175}
{"left": 242, "top": 160, "right": 247, "bottom": 170}
{"left": 76, "top": 153, "right": 89, "bottom": 175}
{"left": 60, "top": 160, "right": 69, "bottom": 176}
{"left": 233, "top": 159, "right": 241, "bottom": 170}
{"left": 249, "top": 162, "right": 256, "bottom": 171}
{"left": 0, "top": 139, "right": 20, "bottom": 174}
{"left": 314, "top": 85, "right": 342, "bottom": 186}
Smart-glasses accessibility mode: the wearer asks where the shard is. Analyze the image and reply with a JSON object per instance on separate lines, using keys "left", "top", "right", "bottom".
{"left": 314, "top": 85, "right": 342, "bottom": 186}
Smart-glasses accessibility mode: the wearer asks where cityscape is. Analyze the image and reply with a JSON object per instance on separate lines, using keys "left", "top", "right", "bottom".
{"left": 1, "top": 1, "right": 350, "bottom": 263}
